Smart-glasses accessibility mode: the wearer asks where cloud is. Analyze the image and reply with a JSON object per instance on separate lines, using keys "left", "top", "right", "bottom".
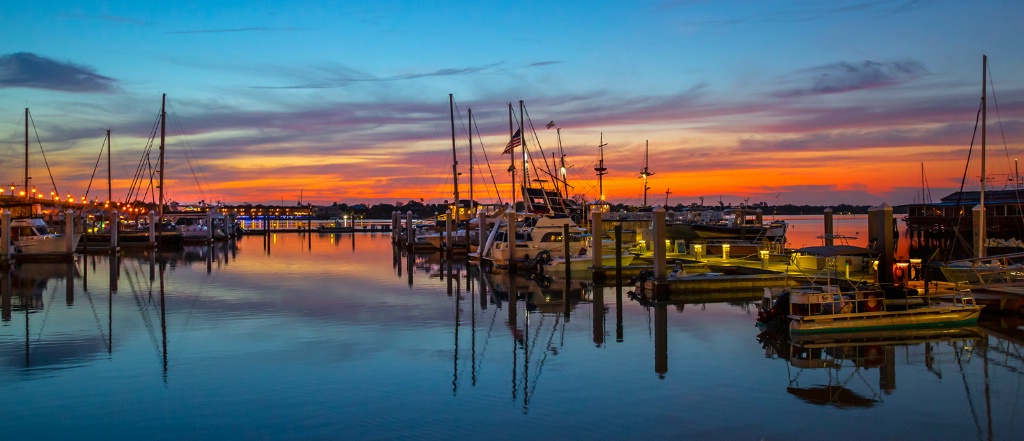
{"left": 0, "top": 52, "right": 117, "bottom": 92}
{"left": 774, "top": 60, "right": 928, "bottom": 97}
{"left": 249, "top": 60, "right": 551, "bottom": 89}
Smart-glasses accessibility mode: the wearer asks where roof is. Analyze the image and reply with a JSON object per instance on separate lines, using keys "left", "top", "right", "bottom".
{"left": 795, "top": 245, "right": 878, "bottom": 257}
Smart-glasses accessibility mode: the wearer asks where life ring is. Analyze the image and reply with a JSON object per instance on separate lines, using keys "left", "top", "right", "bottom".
{"left": 908, "top": 265, "right": 919, "bottom": 281}
{"left": 863, "top": 292, "right": 882, "bottom": 312}
{"left": 892, "top": 265, "right": 905, "bottom": 281}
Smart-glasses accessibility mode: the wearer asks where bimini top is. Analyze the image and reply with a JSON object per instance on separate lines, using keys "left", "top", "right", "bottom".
{"left": 794, "top": 245, "right": 878, "bottom": 257}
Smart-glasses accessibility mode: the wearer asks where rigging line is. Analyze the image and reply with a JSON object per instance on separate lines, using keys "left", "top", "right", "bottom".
{"left": 125, "top": 113, "right": 160, "bottom": 203}
{"left": 476, "top": 299, "right": 501, "bottom": 373}
{"left": 167, "top": 102, "right": 211, "bottom": 203}
{"left": 472, "top": 114, "right": 503, "bottom": 205}
{"left": 947, "top": 99, "right": 984, "bottom": 258}
{"left": 471, "top": 108, "right": 503, "bottom": 205}
{"left": 522, "top": 107, "right": 555, "bottom": 182}
{"left": 34, "top": 282, "right": 61, "bottom": 341}
{"left": 82, "top": 279, "right": 111, "bottom": 351}
{"left": 84, "top": 133, "right": 108, "bottom": 202}
{"left": 130, "top": 277, "right": 163, "bottom": 361}
{"left": 28, "top": 112, "right": 61, "bottom": 196}
{"left": 987, "top": 66, "right": 1024, "bottom": 234}
{"left": 526, "top": 314, "right": 561, "bottom": 399}
{"left": 954, "top": 340, "right": 986, "bottom": 439}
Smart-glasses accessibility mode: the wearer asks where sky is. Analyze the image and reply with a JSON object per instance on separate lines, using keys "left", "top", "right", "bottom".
{"left": 1, "top": 0, "right": 1023, "bottom": 208}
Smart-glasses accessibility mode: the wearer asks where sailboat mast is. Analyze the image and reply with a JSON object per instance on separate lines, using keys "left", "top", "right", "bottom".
{"left": 107, "top": 129, "right": 112, "bottom": 203}
{"left": 640, "top": 140, "right": 654, "bottom": 207}
{"left": 159, "top": 93, "right": 166, "bottom": 218}
{"left": 978, "top": 55, "right": 987, "bottom": 258}
{"left": 468, "top": 107, "right": 474, "bottom": 215}
{"left": 449, "top": 94, "right": 459, "bottom": 221}
{"left": 519, "top": 100, "right": 526, "bottom": 192}
{"left": 557, "top": 128, "right": 566, "bottom": 198}
{"left": 24, "top": 108, "right": 29, "bottom": 199}
{"left": 595, "top": 133, "right": 607, "bottom": 202}
{"left": 509, "top": 103, "right": 516, "bottom": 209}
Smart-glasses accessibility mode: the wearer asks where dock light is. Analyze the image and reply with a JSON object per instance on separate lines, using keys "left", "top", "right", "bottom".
{"left": 722, "top": 243, "right": 731, "bottom": 260}
{"left": 19, "top": 190, "right": 25, "bottom": 197}
{"left": 693, "top": 243, "right": 704, "bottom": 260}
{"left": 759, "top": 250, "right": 770, "bottom": 268}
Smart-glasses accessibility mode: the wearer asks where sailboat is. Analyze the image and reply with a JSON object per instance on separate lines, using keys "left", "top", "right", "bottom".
{"left": 514, "top": 102, "right": 583, "bottom": 221}
{"left": 906, "top": 56, "right": 1024, "bottom": 286}
{"left": 1, "top": 108, "right": 82, "bottom": 260}
{"left": 905, "top": 55, "right": 1024, "bottom": 260}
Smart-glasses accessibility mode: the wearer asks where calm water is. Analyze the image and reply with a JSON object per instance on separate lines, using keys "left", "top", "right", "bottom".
{"left": 2, "top": 215, "right": 1022, "bottom": 440}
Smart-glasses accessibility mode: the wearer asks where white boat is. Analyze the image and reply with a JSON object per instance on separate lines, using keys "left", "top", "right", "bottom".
{"left": 757, "top": 285, "right": 982, "bottom": 335}
{"left": 317, "top": 218, "right": 354, "bottom": 233}
{"left": 482, "top": 214, "right": 588, "bottom": 267}
{"left": 5, "top": 217, "right": 82, "bottom": 259}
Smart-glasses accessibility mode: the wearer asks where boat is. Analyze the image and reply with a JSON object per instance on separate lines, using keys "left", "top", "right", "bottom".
{"left": 481, "top": 213, "right": 588, "bottom": 267}
{"left": 163, "top": 210, "right": 229, "bottom": 243}
{"left": 1, "top": 108, "right": 82, "bottom": 260}
{"left": 4, "top": 217, "right": 81, "bottom": 260}
{"left": 666, "top": 205, "right": 788, "bottom": 243}
{"left": 905, "top": 55, "right": 1022, "bottom": 262}
{"left": 756, "top": 284, "right": 982, "bottom": 335}
{"left": 317, "top": 217, "right": 354, "bottom": 233}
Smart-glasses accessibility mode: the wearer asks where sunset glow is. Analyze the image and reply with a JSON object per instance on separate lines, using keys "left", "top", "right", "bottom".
{"left": 2, "top": 1, "right": 1022, "bottom": 208}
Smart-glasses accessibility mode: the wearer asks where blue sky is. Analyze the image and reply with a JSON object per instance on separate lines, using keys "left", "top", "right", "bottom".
{"left": 1, "top": 0, "right": 1022, "bottom": 207}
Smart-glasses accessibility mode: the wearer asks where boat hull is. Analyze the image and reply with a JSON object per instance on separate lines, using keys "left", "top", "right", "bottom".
{"left": 788, "top": 306, "right": 982, "bottom": 334}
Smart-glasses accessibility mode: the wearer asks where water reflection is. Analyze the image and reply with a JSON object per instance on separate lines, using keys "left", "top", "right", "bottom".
{"left": 755, "top": 325, "right": 1006, "bottom": 431}
{"left": 3, "top": 233, "right": 1023, "bottom": 440}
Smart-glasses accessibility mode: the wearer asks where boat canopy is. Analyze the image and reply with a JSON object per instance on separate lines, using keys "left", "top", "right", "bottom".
{"left": 795, "top": 245, "right": 878, "bottom": 257}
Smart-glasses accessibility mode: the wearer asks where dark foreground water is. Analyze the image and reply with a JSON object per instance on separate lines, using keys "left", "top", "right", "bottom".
{"left": 2, "top": 216, "right": 1022, "bottom": 440}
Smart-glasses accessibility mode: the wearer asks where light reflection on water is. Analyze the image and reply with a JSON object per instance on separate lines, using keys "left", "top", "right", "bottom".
{"left": 0, "top": 218, "right": 1021, "bottom": 440}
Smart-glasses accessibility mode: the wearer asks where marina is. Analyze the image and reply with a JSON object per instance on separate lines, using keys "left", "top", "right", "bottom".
{"left": 2, "top": 217, "right": 1022, "bottom": 440}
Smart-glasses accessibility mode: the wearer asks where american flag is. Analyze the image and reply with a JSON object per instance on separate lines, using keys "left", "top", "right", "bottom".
{"left": 502, "top": 129, "right": 522, "bottom": 154}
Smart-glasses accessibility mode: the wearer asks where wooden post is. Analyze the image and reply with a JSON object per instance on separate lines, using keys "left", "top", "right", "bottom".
{"left": 563, "top": 223, "right": 571, "bottom": 280}
{"left": 149, "top": 211, "right": 156, "bottom": 246}
{"left": 65, "top": 209, "right": 74, "bottom": 255}
{"left": 589, "top": 209, "right": 602, "bottom": 270}
{"left": 614, "top": 225, "right": 623, "bottom": 284}
{"left": 1, "top": 210, "right": 10, "bottom": 266}
{"left": 653, "top": 206, "right": 666, "bottom": 280}
{"left": 824, "top": 208, "right": 834, "bottom": 246}
{"left": 445, "top": 208, "right": 453, "bottom": 257}
{"left": 405, "top": 211, "right": 414, "bottom": 249}
{"left": 507, "top": 210, "right": 517, "bottom": 271}
{"left": 206, "top": 209, "right": 214, "bottom": 242}
{"left": 110, "top": 210, "right": 119, "bottom": 250}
